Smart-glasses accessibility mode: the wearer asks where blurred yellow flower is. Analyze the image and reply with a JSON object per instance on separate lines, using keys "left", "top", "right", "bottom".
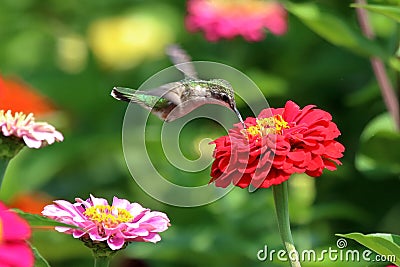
{"left": 56, "top": 34, "right": 88, "bottom": 73}
{"left": 88, "top": 13, "right": 175, "bottom": 70}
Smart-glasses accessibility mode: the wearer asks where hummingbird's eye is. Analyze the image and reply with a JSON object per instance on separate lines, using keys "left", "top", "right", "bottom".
{"left": 222, "top": 94, "right": 229, "bottom": 103}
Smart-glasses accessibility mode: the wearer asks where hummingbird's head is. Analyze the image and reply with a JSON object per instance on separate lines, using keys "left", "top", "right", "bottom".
{"left": 208, "top": 79, "right": 236, "bottom": 110}
{"left": 208, "top": 79, "right": 246, "bottom": 129}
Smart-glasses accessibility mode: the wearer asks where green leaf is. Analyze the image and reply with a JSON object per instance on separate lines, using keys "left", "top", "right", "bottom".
{"left": 344, "top": 81, "right": 380, "bottom": 107}
{"left": 389, "top": 56, "right": 400, "bottom": 72}
{"left": 359, "top": 113, "right": 397, "bottom": 141}
{"left": 336, "top": 233, "right": 400, "bottom": 266}
{"left": 13, "top": 209, "right": 79, "bottom": 229}
{"left": 352, "top": 3, "right": 400, "bottom": 23}
{"left": 355, "top": 113, "right": 400, "bottom": 178}
{"left": 286, "top": 2, "right": 387, "bottom": 58}
{"left": 31, "top": 243, "right": 51, "bottom": 267}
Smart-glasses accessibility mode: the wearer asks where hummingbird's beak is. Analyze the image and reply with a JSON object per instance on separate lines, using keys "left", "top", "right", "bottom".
{"left": 233, "top": 106, "right": 246, "bottom": 129}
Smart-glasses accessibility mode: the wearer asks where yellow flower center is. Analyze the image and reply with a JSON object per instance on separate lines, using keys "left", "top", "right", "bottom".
{"left": 244, "top": 114, "right": 289, "bottom": 137}
{"left": 209, "top": 0, "right": 272, "bottom": 15}
{"left": 83, "top": 205, "right": 133, "bottom": 228}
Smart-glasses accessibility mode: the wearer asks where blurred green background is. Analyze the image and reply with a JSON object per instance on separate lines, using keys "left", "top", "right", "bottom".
{"left": 0, "top": 0, "right": 399, "bottom": 266}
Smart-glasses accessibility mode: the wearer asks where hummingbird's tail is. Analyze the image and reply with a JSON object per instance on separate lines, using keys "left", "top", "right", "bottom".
{"left": 111, "top": 87, "right": 135, "bottom": 102}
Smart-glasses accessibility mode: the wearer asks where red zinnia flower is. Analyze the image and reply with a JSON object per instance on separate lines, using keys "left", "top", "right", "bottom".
{"left": 210, "top": 101, "right": 345, "bottom": 189}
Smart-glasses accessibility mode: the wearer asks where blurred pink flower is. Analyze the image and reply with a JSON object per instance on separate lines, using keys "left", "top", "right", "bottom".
{"left": 186, "top": 0, "right": 287, "bottom": 41}
{"left": 0, "top": 202, "right": 34, "bottom": 267}
{"left": 0, "top": 110, "right": 64, "bottom": 149}
{"left": 42, "top": 194, "right": 171, "bottom": 250}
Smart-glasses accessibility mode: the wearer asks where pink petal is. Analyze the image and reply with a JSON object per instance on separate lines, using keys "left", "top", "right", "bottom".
{"left": 0, "top": 242, "right": 34, "bottom": 267}
{"left": 89, "top": 194, "right": 109, "bottom": 206}
{"left": 107, "top": 235, "right": 126, "bottom": 250}
{"left": 0, "top": 211, "right": 31, "bottom": 241}
{"left": 141, "top": 232, "right": 161, "bottom": 243}
{"left": 22, "top": 136, "right": 42, "bottom": 148}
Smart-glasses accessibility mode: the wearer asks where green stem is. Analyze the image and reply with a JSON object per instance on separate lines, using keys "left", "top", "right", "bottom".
{"left": 94, "top": 256, "right": 111, "bottom": 267}
{"left": 0, "top": 158, "right": 10, "bottom": 191}
{"left": 272, "top": 182, "right": 301, "bottom": 267}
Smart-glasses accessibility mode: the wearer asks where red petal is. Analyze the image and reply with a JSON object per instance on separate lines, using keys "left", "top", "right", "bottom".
{"left": 302, "top": 109, "right": 331, "bottom": 124}
{"left": 258, "top": 107, "right": 276, "bottom": 118}
{"left": 305, "top": 169, "right": 323, "bottom": 177}
{"left": 217, "top": 156, "right": 230, "bottom": 171}
{"left": 282, "top": 101, "right": 301, "bottom": 122}
{"left": 234, "top": 174, "right": 252, "bottom": 188}
{"left": 306, "top": 155, "right": 324, "bottom": 172}
{"left": 287, "top": 150, "right": 306, "bottom": 161}
{"left": 308, "top": 142, "right": 325, "bottom": 155}
{"left": 259, "top": 169, "right": 290, "bottom": 188}
{"left": 323, "top": 141, "right": 345, "bottom": 158}
{"left": 323, "top": 158, "right": 339, "bottom": 170}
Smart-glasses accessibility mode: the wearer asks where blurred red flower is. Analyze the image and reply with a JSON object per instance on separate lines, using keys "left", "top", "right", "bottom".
{"left": 0, "top": 202, "right": 34, "bottom": 267}
{"left": 186, "top": 0, "right": 287, "bottom": 42}
{"left": 0, "top": 75, "right": 55, "bottom": 115}
{"left": 9, "top": 192, "right": 53, "bottom": 215}
{"left": 210, "top": 101, "right": 345, "bottom": 189}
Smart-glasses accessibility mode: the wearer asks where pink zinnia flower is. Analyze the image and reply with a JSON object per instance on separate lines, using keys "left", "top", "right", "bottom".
{"left": 42, "top": 194, "right": 171, "bottom": 250}
{"left": 0, "top": 202, "right": 34, "bottom": 267}
{"left": 0, "top": 110, "right": 63, "bottom": 149}
{"left": 210, "top": 101, "right": 345, "bottom": 189}
{"left": 186, "top": 0, "right": 287, "bottom": 42}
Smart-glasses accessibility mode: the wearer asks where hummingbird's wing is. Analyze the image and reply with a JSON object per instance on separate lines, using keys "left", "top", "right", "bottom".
{"left": 145, "top": 82, "right": 185, "bottom": 105}
{"left": 111, "top": 87, "right": 165, "bottom": 108}
{"left": 112, "top": 86, "right": 177, "bottom": 121}
{"left": 112, "top": 82, "right": 184, "bottom": 106}
{"left": 166, "top": 44, "right": 198, "bottom": 80}
{"left": 112, "top": 84, "right": 186, "bottom": 122}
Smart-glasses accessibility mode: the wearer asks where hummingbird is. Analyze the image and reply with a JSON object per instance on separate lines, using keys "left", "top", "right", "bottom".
{"left": 111, "top": 44, "right": 245, "bottom": 128}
